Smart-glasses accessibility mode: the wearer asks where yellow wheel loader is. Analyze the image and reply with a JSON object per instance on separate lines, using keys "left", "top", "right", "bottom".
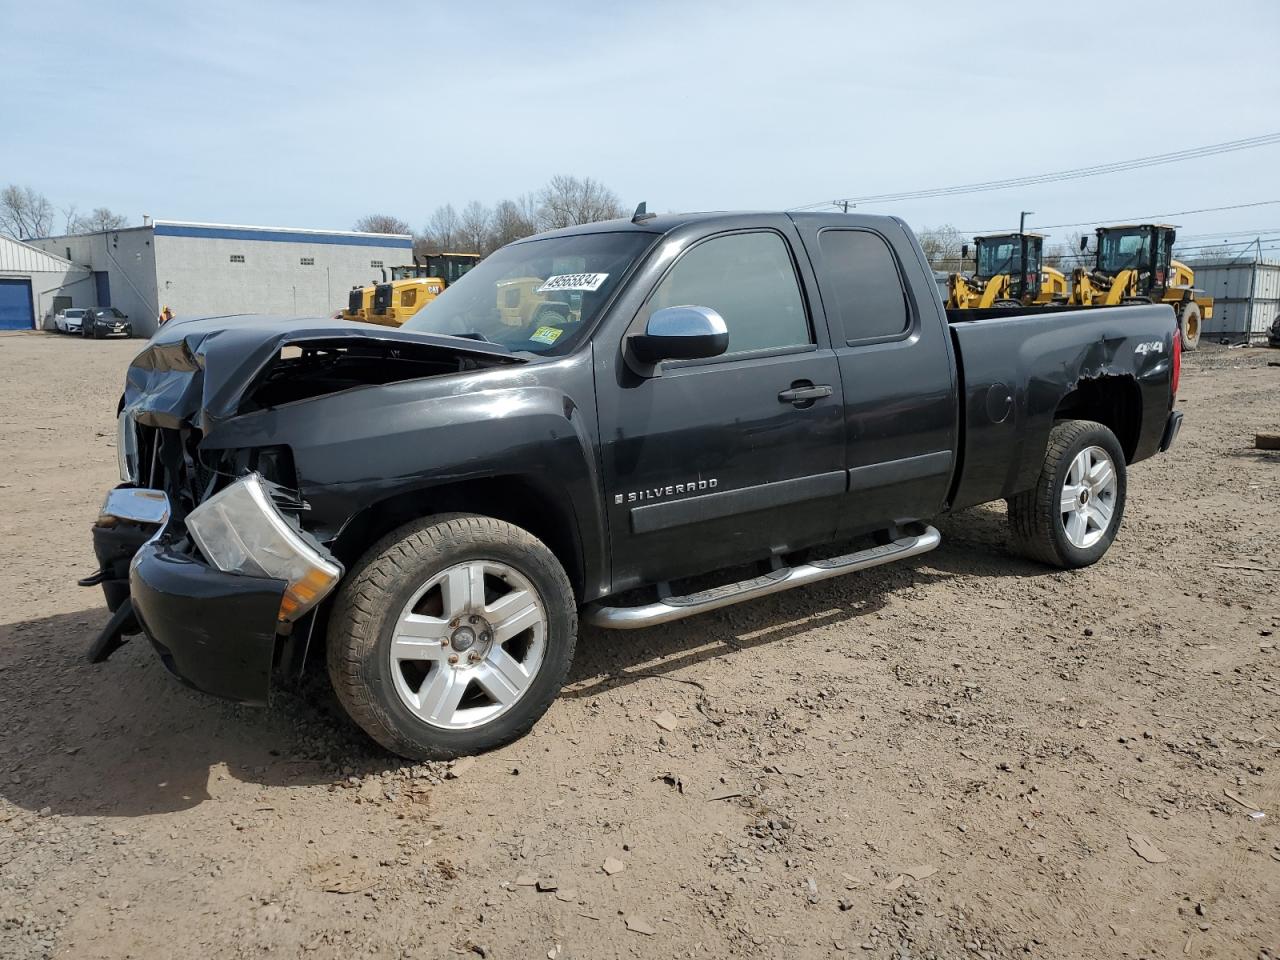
{"left": 340, "top": 285, "right": 374, "bottom": 323}
{"left": 1069, "top": 224, "right": 1213, "bottom": 350}
{"left": 348, "top": 253, "right": 482, "bottom": 328}
{"left": 947, "top": 232, "right": 1068, "bottom": 310}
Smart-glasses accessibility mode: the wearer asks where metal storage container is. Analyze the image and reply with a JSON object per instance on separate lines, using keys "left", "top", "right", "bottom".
{"left": 1190, "top": 259, "right": 1280, "bottom": 342}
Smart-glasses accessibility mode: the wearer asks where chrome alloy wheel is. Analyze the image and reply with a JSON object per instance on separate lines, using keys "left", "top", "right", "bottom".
{"left": 389, "top": 560, "right": 546, "bottom": 730}
{"left": 1059, "top": 445, "right": 1118, "bottom": 549}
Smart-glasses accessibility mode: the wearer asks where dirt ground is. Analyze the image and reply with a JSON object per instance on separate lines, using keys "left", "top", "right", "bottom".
{"left": 1, "top": 330, "right": 1277, "bottom": 960}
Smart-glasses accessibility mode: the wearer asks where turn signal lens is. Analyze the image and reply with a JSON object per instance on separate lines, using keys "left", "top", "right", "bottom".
{"left": 185, "top": 473, "right": 342, "bottom": 622}
{"left": 1171, "top": 329, "right": 1181, "bottom": 397}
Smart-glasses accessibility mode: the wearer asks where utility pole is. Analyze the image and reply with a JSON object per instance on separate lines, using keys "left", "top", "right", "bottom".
{"left": 836, "top": 201, "right": 850, "bottom": 214}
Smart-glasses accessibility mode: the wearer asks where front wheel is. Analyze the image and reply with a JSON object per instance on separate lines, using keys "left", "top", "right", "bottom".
{"left": 1007, "top": 419, "right": 1127, "bottom": 569}
{"left": 326, "top": 514, "right": 577, "bottom": 760}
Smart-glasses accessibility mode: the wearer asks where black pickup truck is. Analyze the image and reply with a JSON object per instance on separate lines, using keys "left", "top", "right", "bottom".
{"left": 86, "top": 210, "right": 1183, "bottom": 759}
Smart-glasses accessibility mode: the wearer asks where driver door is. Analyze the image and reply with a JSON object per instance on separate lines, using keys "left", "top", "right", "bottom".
{"left": 595, "top": 225, "right": 847, "bottom": 592}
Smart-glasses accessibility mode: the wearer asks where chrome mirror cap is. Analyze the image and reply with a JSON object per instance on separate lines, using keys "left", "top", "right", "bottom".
{"left": 630, "top": 305, "right": 729, "bottom": 365}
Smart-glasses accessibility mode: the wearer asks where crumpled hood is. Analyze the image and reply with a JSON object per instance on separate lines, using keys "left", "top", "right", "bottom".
{"left": 123, "top": 314, "right": 523, "bottom": 434}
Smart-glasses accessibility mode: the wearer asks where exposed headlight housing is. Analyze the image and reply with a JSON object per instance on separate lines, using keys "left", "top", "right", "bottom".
{"left": 185, "top": 473, "right": 342, "bottom": 623}
{"left": 117, "top": 411, "right": 140, "bottom": 484}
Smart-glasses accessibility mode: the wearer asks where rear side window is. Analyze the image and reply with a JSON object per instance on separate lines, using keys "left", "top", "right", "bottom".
{"left": 818, "top": 229, "right": 911, "bottom": 343}
{"left": 649, "top": 231, "right": 810, "bottom": 354}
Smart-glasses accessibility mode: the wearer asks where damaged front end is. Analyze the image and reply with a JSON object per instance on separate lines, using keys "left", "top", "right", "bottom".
{"left": 85, "top": 316, "right": 523, "bottom": 704}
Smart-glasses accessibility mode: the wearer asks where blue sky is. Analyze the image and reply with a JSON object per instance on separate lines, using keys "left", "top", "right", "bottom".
{"left": 3, "top": 0, "right": 1279, "bottom": 251}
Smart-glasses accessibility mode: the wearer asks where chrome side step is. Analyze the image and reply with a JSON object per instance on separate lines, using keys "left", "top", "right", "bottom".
{"left": 585, "top": 525, "right": 941, "bottom": 630}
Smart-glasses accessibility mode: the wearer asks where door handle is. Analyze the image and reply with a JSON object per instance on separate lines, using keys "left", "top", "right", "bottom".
{"left": 778, "top": 383, "right": 833, "bottom": 405}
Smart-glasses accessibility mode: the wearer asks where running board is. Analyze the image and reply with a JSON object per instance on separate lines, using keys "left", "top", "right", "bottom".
{"left": 585, "top": 525, "right": 941, "bottom": 630}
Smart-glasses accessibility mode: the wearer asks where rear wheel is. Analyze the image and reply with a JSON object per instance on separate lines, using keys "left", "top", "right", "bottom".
{"left": 327, "top": 513, "right": 577, "bottom": 759}
{"left": 1007, "top": 419, "right": 1127, "bottom": 569}
{"left": 1178, "top": 301, "right": 1202, "bottom": 351}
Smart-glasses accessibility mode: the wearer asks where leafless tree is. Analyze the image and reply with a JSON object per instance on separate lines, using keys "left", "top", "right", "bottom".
{"left": 352, "top": 214, "right": 411, "bottom": 235}
{"left": 70, "top": 207, "right": 130, "bottom": 233}
{"left": 0, "top": 184, "right": 55, "bottom": 240}
{"left": 458, "top": 201, "right": 492, "bottom": 254}
{"left": 535, "top": 175, "right": 625, "bottom": 231}
{"left": 417, "top": 204, "right": 462, "bottom": 256}
{"left": 1045, "top": 230, "right": 1088, "bottom": 271}
{"left": 915, "top": 224, "right": 966, "bottom": 274}
{"left": 488, "top": 196, "right": 538, "bottom": 251}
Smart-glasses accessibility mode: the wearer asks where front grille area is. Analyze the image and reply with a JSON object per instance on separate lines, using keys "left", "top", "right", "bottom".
{"left": 347, "top": 289, "right": 363, "bottom": 313}
{"left": 135, "top": 423, "right": 213, "bottom": 519}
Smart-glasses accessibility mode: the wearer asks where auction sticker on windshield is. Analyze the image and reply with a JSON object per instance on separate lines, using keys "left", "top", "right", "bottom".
{"left": 536, "top": 273, "right": 608, "bottom": 293}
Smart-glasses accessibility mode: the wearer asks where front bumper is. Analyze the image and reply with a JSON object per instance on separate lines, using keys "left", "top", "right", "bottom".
{"left": 1159, "top": 410, "right": 1183, "bottom": 452}
{"left": 87, "top": 485, "right": 291, "bottom": 706}
{"left": 129, "top": 540, "right": 286, "bottom": 705}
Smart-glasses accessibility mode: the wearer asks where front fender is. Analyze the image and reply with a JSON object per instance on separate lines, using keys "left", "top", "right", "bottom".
{"left": 201, "top": 353, "right": 609, "bottom": 599}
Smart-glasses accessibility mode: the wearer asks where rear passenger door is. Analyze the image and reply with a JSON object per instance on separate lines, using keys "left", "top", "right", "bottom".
{"left": 792, "top": 218, "right": 958, "bottom": 536}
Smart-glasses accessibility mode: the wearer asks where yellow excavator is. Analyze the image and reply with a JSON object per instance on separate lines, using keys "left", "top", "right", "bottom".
{"left": 343, "top": 252, "right": 482, "bottom": 328}
{"left": 1068, "top": 224, "right": 1211, "bottom": 350}
{"left": 947, "top": 232, "right": 1068, "bottom": 310}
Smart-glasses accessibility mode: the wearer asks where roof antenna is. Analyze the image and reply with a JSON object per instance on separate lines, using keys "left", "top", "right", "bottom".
{"left": 631, "top": 201, "right": 656, "bottom": 223}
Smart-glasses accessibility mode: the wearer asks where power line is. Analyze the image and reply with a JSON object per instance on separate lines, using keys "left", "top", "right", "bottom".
{"left": 791, "top": 133, "right": 1280, "bottom": 211}
{"left": 956, "top": 200, "right": 1280, "bottom": 235}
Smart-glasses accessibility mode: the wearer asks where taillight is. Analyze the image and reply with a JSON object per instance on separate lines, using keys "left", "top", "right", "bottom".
{"left": 1171, "top": 330, "right": 1181, "bottom": 397}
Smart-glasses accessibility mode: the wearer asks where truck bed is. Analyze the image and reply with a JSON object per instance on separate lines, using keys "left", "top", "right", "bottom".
{"left": 944, "top": 303, "right": 1177, "bottom": 511}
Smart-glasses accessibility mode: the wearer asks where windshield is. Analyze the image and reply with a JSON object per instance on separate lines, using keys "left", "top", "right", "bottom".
{"left": 403, "top": 232, "right": 656, "bottom": 354}
{"left": 65, "top": 309, "right": 85, "bottom": 317}
{"left": 976, "top": 238, "right": 1020, "bottom": 278}
{"left": 1098, "top": 230, "right": 1150, "bottom": 273}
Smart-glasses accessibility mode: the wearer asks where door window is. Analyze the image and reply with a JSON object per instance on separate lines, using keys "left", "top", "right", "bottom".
{"left": 817, "top": 230, "right": 911, "bottom": 344}
{"left": 649, "top": 232, "right": 810, "bottom": 354}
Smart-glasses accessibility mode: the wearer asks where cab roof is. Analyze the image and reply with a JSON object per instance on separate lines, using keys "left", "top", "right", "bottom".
{"left": 521, "top": 210, "right": 907, "bottom": 242}
{"left": 974, "top": 231, "right": 1046, "bottom": 240}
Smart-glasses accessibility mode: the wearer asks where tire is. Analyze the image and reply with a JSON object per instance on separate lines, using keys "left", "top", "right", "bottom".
{"left": 326, "top": 513, "right": 577, "bottom": 760}
{"left": 1178, "top": 301, "right": 1202, "bottom": 352}
{"left": 1007, "top": 419, "right": 1127, "bottom": 569}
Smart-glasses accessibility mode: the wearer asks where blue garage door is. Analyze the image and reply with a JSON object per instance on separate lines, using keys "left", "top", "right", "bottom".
{"left": 0, "top": 279, "right": 35, "bottom": 330}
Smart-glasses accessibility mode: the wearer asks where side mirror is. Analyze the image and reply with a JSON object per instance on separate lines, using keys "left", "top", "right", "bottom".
{"left": 961, "top": 244, "right": 969, "bottom": 260}
{"left": 1079, "top": 236, "right": 1089, "bottom": 252}
{"left": 629, "top": 305, "right": 729, "bottom": 365}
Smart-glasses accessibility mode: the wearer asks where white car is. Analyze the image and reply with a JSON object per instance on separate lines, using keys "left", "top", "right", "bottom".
{"left": 53, "top": 308, "right": 88, "bottom": 333}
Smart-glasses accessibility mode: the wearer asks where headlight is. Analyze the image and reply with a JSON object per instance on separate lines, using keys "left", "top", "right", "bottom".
{"left": 185, "top": 473, "right": 342, "bottom": 623}
{"left": 117, "top": 411, "right": 140, "bottom": 483}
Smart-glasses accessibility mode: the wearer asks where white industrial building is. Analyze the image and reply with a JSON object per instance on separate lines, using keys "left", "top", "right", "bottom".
{"left": 21, "top": 220, "right": 413, "bottom": 337}
{"left": 0, "top": 235, "right": 93, "bottom": 330}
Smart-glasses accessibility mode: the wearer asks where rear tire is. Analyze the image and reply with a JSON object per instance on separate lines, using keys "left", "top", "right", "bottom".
{"left": 326, "top": 513, "right": 577, "bottom": 760}
{"left": 1007, "top": 419, "right": 1127, "bottom": 569}
{"left": 1178, "top": 301, "right": 1202, "bottom": 351}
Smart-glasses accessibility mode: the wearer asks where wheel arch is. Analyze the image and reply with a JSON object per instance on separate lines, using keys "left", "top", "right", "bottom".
{"left": 329, "top": 474, "right": 588, "bottom": 602}
{"left": 1052, "top": 374, "right": 1142, "bottom": 463}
